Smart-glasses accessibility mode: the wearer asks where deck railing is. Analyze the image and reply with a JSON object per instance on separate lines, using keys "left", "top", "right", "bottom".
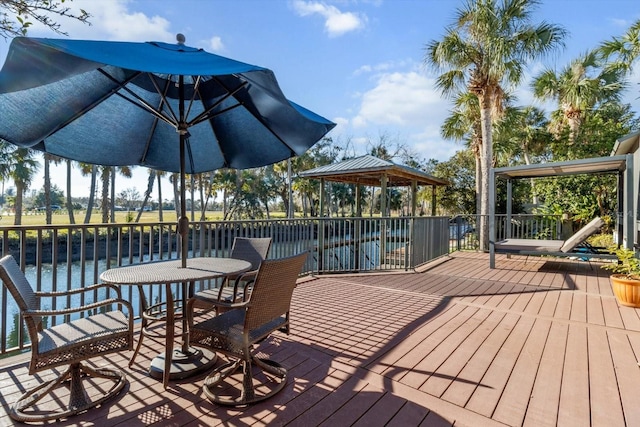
{"left": 0, "top": 213, "right": 562, "bottom": 357}
{"left": 0, "top": 215, "right": 454, "bottom": 357}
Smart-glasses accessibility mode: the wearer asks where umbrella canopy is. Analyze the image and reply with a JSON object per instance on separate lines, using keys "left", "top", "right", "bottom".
{"left": 0, "top": 36, "right": 335, "bottom": 173}
{"left": 0, "top": 35, "right": 335, "bottom": 264}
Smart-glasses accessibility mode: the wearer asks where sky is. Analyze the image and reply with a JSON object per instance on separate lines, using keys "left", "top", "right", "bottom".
{"left": 0, "top": 0, "right": 639, "bottom": 201}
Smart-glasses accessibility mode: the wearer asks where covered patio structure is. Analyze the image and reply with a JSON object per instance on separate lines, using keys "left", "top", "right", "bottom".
{"left": 299, "top": 155, "right": 448, "bottom": 217}
{"left": 488, "top": 154, "right": 634, "bottom": 268}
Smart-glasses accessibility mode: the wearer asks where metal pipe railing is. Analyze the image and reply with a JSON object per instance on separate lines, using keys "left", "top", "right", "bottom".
{"left": 0, "top": 214, "right": 561, "bottom": 357}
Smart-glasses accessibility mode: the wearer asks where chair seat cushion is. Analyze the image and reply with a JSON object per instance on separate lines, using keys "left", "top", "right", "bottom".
{"left": 195, "top": 287, "right": 239, "bottom": 303}
{"left": 191, "top": 310, "right": 287, "bottom": 355}
{"left": 37, "top": 310, "right": 131, "bottom": 357}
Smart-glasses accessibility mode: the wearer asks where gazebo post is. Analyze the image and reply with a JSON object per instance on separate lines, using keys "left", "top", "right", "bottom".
{"left": 318, "top": 178, "right": 326, "bottom": 272}
{"left": 431, "top": 185, "right": 436, "bottom": 216}
{"left": 410, "top": 180, "right": 418, "bottom": 269}
{"left": 380, "top": 174, "right": 387, "bottom": 217}
{"left": 380, "top": 174, "right": 388, "bottom": 267}
{"left": 411, "top": 180, "right": 417, "bottom": 217}
{"left": 355, "top": 184, "right": 362, "bottom": 270}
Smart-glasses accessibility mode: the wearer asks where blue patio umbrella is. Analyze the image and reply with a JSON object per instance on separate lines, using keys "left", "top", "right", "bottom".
{"left": 0, "top": 35, "right": 335, "bottom": 265}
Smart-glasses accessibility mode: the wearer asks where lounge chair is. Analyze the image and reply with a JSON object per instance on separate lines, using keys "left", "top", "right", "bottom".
{"left": 494, "top": 216, "right": 614, "bottom": 259}
{"left": 0, "top": 255, "right": 134, "bottom": 422}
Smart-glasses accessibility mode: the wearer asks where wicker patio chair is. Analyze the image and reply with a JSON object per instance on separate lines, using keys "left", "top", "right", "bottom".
{"left": 128, "top": 237, "right": 272, "bottom": 367}
{"left": 191, "top": 237, "right": 272, "bottom": 316}
{"left": 0, "top": 255, "right": 134, "bottom": 423}
{"left": 188, "top": 251, "right": 308, "bottom": 406}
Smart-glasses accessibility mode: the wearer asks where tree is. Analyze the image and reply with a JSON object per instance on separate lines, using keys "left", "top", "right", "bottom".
{"left": 427, "top": 151, "right": 477, "bottom": 215}
{"left": 0, "top": 0, "right": 90, "bottom": 39}
{"left": 440, "top": 91, "right": 482, "bottom": 214}
{"left": 599, "top": 19, "right": 640, "bottom": 77}
{"left": 79, "top": 163, "right": 97, "bottom": 223}
{"left": 6, "top": 146, "right": 39, "bottom": 225}
{"left": 532, "top": 50, "right": 625, "bottom": 145}
{"left": 533, "top": 101, "right": 638, "bottom": 220}
{"left": 117, "top": 188, "right": 140, "bottom": 212}
{"left": 136, "top": 169, "right": 156, "bottom": 222}
{"left": 42, "top": 153, "right": 64, "bottom": 224}
{"left": 65, "top": 159, "right": 75, "bottom": 224}
{"left": 33, "top": 185, "right": 64, "bottom": 207}
{"left": 425, "top": 0, "right": 565, "bottom": 249}
{"left": 493, "top": 105, "right": 551, "bottom": 204}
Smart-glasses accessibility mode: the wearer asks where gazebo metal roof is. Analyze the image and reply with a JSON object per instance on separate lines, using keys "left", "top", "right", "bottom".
{"left": 298, "top": 155, "right": 448, "bottom": 187}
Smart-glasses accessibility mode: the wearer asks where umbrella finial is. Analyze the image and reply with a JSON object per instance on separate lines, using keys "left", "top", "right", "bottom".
{"left": 176, "top": 33, "right": 186, "bottom": 45}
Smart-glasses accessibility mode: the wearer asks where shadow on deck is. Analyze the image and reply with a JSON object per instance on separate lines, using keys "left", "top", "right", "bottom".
{"left": 1, "top": 252, "right": 640, "bottom": 426}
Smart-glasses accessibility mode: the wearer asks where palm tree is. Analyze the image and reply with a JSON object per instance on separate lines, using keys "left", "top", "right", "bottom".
{"left": 42, "top": 153, "right": 64, "bottom": 224}
{"left": 79, "top": 163, "right": 97, "bottom": 223}
{"left": 493, "top": 105, "right": 551, "bottom": 204}
{"left": 210, "top": 169, "right": 237, "bottom": 219}
{"left": 110, "top": 165, "right": 133, "bottom": 222}
{"left": 64, "top": 159, "right": 76, "bottom": 224}
{"left": 441, "top": 91, "right": 482, "bottom": 214}
{"left": 156, "top": 170, "right": 166, "bottom": 221}
{"left": 532, "top": 50, "right": 624, "bottom": 145}
{"left": 7, "top": 147, "right": 39, "bottom": 225}
{"left": 599, "top": 19, "right": 640, "bottom": 76}
{"left": 136, "top": 169, "right": 156, "bottom": 222}
{"left": 425, "top": 0, "right": 565, "bottom": 250}
{"left": 99, "top": 165, "right": 132, "bottom": 223}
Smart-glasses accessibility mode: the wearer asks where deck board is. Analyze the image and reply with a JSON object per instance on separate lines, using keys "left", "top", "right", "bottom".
{"left": 2, "top": 252, "right": 640, "bottom": 426}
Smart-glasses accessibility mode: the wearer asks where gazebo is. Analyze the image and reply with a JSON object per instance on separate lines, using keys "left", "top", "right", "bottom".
{"left": 298, "top": 155, "right": 448, "bottom": 217}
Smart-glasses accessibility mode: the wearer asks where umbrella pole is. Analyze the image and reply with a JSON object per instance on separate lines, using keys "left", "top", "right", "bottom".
{"left": 178, "top": 75, "right": 189, "bottom": 269}
{"left": 179, "top": 133, "right": 188, "bottom": 268}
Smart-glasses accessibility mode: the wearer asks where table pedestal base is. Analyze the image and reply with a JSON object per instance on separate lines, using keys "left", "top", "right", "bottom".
{"left": 149, "top": 347, "right": 217, "bottom": 381}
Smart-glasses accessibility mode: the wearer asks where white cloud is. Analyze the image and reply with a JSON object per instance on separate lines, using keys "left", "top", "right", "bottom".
{"left": 353, "top": 60, "right": 409, "bottom": 76}
{"left": 26, "top": 0, "right": 174, "bottom": 42}
{"left": 331, "top": 70, "right": 458, "bottom": 161}
{"left": 207, "top": 36, "right": 225, "bottom": 53}
{"left": 352, "top": 71, "right": 446, "bottom": 127}
{"left": 292, "top": 0, "right": 366, "bottom": 37}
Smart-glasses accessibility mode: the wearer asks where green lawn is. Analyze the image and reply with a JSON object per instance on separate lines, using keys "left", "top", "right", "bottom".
{"left": 0, "top": 209, "right": 294, "bottom": 226}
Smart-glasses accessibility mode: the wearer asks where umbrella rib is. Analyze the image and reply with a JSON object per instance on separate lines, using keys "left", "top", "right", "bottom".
{"left": 140, "top": 78, "right": 173, "bottom": 165}
{"left": 98, "top": 69, "right": 178, "bottom": 128}
{"left": 147, "top": 72, "right": 180, "bottom": 126}
{"left": 186, "top": 80, "right": 248, "bottom": 128}
{"left": 184, "top": 75, "right": 202, "bottom": 121}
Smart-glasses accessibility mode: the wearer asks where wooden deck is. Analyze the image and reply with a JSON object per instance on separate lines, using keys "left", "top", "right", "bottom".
{"left": 2, "top": 251, "right": 640, "bottom": 426}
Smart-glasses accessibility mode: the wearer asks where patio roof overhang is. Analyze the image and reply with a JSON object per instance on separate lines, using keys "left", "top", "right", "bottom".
{"left": 493, "top": 155, "right": 628, "bottom": 179}
{"left": 611, "top": 130, "right": 640, "bottom": 156}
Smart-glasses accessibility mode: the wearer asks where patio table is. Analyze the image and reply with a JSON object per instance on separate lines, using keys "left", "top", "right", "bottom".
{"left": 100, "top": 257, "right": 251, "bottom": 388}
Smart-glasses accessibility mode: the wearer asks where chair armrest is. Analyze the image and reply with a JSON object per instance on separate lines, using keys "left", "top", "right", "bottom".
{"left": 242, "top": 278, "right": 256, "bottom": 301}
{"left": 36, "top": 283, "right": 122, "bottom": 299}
{"left": 24, "top": 297, "right": 134, "bottom": 318}
{"left": 186, "top": 296, "right": 249, "bottom": 327}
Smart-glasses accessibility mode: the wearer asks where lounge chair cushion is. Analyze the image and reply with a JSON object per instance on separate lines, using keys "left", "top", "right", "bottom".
{"left": 494, "top": 239, "right": 564, "bottom": 253}
{"left": 560, "top": 217, "right": 604, "bottom": 252}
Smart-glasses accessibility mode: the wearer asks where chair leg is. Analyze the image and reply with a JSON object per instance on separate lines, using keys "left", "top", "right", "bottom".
{"left": 129, "top": 317, "right": 147, "bottom": 366}
{"left": 10, "top": 362, "right": 127, "bottom": 422}
{"left": 202, "top": 355, "right": 287, "bottom": 406}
